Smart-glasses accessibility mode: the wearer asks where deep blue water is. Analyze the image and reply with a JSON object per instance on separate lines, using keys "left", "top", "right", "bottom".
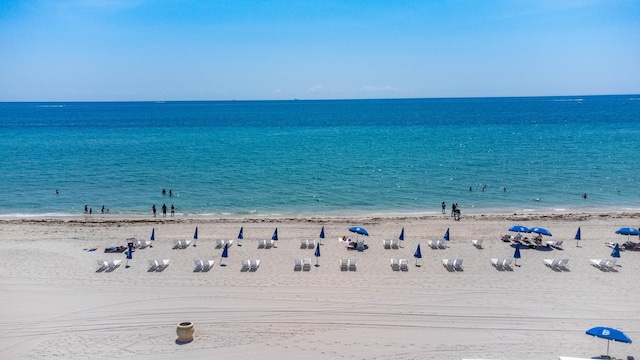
{"left": 1, "top": 96, "right": 639, "bottom": 218}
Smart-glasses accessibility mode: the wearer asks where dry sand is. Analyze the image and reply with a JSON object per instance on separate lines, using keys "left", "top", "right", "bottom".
{"left": 0, "top": 212, "right": 639, "bottom": 360}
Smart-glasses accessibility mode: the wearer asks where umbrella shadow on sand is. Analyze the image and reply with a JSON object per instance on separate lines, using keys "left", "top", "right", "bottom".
{"left": 509, "top": 243, "right": 553, "bottom": 251}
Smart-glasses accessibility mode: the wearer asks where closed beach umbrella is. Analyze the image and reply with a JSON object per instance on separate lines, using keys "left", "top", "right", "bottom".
{"left": 399, "top": 227, "right": 405, "bottom": 241}
{"left": 586, "top": 326, "right": 632, "bottom": 357}
{"left": 529, "top": 227, "right": 552, "bottom": 237}
{"left": 443, "top": 228, "right": 450, "bottom": 241}
{"left": 193, "top": 227, "right": 198, "bottom": 247}
{"left": 272, "top": 228, "right": 278, "bottom": 241}
{"left": 319, "top": 225, "right": 325, "bottom": 239}
{"left": 220, "top": 243, "right": 229, "bottom": 266}
{"left": 509, "top": 225, "right": 530, "bottom": 233}
{"left": 314, "top": 242, "right": 321, "bottom": 267}
{"left": 150, "top": 228, "right": 155, "bottom": 241}
{"left": 575, "top": 227, "right": 581, "bottom": 247}
{"left": 513, "top": 243, "right": 521, "bottom": 266}
{"left": 611, "top": 243, "right": 621, "bottom": 259}
{"left": 414, "top": 244, "right": 422, "bottom": 266}
{"left": 237, "top": 226, "right": 243, "bottom": 246}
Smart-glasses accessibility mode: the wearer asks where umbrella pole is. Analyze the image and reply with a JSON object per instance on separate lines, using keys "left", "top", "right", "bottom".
{"left": 607, "top": 339, "right": 610, "bottom": 357}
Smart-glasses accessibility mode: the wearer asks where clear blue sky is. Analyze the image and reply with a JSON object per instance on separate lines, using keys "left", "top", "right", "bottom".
{"left": 1, "top": 0, "right": 638, "bottom": 101}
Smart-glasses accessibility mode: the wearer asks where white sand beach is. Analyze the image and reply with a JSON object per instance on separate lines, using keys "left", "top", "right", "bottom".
{"left": 1, "top": 212, "right": 639, "bottom": 360}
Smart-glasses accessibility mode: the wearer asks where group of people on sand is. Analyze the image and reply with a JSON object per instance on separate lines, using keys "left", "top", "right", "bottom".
{"left": 505, "top": 233, "right": 544, "bottom": 247}
{"left": 152, "top": 204, "right": 175, "bottom": 218}
{"left": 441, "top": 202, "right": 462, "bottom": 221}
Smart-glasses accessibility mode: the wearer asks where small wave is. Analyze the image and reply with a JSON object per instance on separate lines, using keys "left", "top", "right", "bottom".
{"left": 37, "top": 105, "right": 65, "bottom": 108}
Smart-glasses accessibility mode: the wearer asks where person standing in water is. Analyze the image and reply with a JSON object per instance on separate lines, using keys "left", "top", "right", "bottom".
{"left": 152, "top": 204, "right": 156, "bottom": 217}
{"left": 162, "top": 204, "right": 167, "bottom": 217}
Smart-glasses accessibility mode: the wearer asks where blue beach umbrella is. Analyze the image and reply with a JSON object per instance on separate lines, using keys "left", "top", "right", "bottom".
{"left": 349, "top": 226, "right": 369, "bottom": 241}
{"left": 509, "top": 225, "right": 530, "bottom": 233}
{"left": 575, "top": 227, "right": 581, "bottom": 247}
{"left": 611, "top": 243, "right": 621, "bottom": 259}
{"left": 220, "top": 243, "right": 229, "bottom": 266}
{"left": 586, "top": 326, "right": 632, "bottom": 357}
{"left": 413, "top": 244, "right": 422, "bottom": 266}
{"left": 529, "top": 227, "right": 552, "bottom": 237}
{"left": 150, "top": 228, "right": 155, "bottom": 241}
{"left": 193, "top": 227, "right": 198, "bottom": 247}
{"left": 615, "top": 227, "right": 640, "bottom": 242}
{"left": 314, "top": 242, "right": 321, "bottom": 267}
{"left": 319, "top": 226, "right": 325, "bottom": 244}
{"left": 238, "top": 226, "right": 244, "bottom": 240}
{"left": 272, "top": 228, "right": 278, "bottom": 241}
{"left": 399, "top": 227, "right": 405, "bottom": 241}
{"left": 513, "top": 243, "right": 521, "bottom": 266}
{"left": 443, "top": 228, "right": 450, "bottom": 241}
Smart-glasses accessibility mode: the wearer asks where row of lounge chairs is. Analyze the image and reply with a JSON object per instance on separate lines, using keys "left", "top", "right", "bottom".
{"left": 543, "top": 258, "right": 570, "bottom": 271}
{"left": 427, "top": 240, "right": 447, "bottom": 249}
{"left": 590, "top": 258, "right": 617, "bottom": 271}
{"left": 173, "top": 240, "right": 191, "bottom": 249}
{"left": 300, "top": 239, "right": 317, "bottom": 249}
{"left": 294, "top": 258, "right": 313, "bottom": 271}
{"left": 390, "top": 258, "right": 408, "bottom": 271}
{"left": 382, "top": 239, "right": 401, "bottom": 249}
{"left": 215, "top": 239, "right": 234, "bottom": 248}
{"left": 134, "top": 239, "right": 152, "bottom": 249}
{"left": 193, "top": 259, "right": 215, "bottom": 272}
{"left": 258, "top": 239, "right": 275, "bottom": 249}
{"left": 241, "top": 259, "right": 261, "bottom": 272}
{"left": 148, "top": 259, "right": 170, "bottom": 272}
{"left": 442, "top": 258, "right": 464, "bottom": 271}
{"left": 340, "top": 258, "right": 357, "bottom": 271}
{"left": 96, "top": 259, "right": 122, "bottom": 272}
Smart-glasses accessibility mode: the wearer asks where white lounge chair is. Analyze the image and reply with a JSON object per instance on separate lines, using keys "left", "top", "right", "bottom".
{"left": 383, "top": 239, "right": 391, "bottom": 249}
{"left": 241, "top": 259, "right": 251, "bottom": 271}
{"left": 173, "top": 240, "right": 182, "bottom": 249}
{"left": 501, "top": 259, "right": 512, "bottom": 269}
{"left": 300, "top": 240, "right": 307, "bottom": 249}
{"left": 294, "top": 258, "right": 303, "bottom": 271}
{"left": 557, "top": 258, "right": 569, "bottom": 270}
{"left": 604, "top": 259, "right": 617, "bottom": 270}
{"left": 543, "top": 258, "right": 560, "bottom": 268}
{"left": 546, "top": 240, "right": 564, "bottom": 249}
{"left": 264, "top": 240, "right": 274, "bottom": 249}
{"left": 194, "top": 259, "right": 204, "bottom": 271}
{"left": 442, "top": 259, "right": 454, "bottom": 268}
{"left": 216, "top": 239, "right": 225, "bottom": 249}
{"left": 96, "top": 260, "right": 109, "bottom": 271}
{"left": 590, "top": 259, "right": 608, "bottom": 269}
{"left": 391, "top": 239, "right": 399, "bottom": 249}
{"left": 302, "top": 258, "right": 311, "bottom": 271}
{"left": 108, "top": 259, "right": 122, "bottom": 269}
{"left": 452, "top": 259, "right": 463, "bottom": 270}
{"left": 490, "top": 258, "right": 501, "bottom": 268}
{"left": 258, "top": 239, "right": 266, "bottom": 249}
{"left": 340, "top": 259, "right": 348, "bottom": 271}
{"left": 437, "top": 240, "right": 447, "bottom": 249}
{"left": 201, "top": 260, "right": 214, "bottom": 271}
{"left": 399, "top": 259, "right": 408, "bottom": 272}
{"left": 348, "top": 258, "right": 357, "bottom": 271}
{"left": 472, "top": 239, "right": 483, "bottom": 249}
{"left": 148, "top": 259, "right": 158, "bottom": 271}
{"left": 390, "top": 258, "right": 399, "bottom": 271}
{"left": 427, "top": 240, "right": 438, "bottom": 249}
{"left": 250, "top": 259, "right": 261, "bottom": 271}
{"left": 183, "top": 240, "right": 191, "bottom": 248}
{"left": 158, "top": 259, "right": 170, "bottom": 270}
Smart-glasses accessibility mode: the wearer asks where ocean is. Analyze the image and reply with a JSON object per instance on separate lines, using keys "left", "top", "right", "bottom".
{"left": 1, "top": 96, "right": 639, "bottom": 218}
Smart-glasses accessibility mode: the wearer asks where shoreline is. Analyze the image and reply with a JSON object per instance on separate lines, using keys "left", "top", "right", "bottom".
{"left": 1, "top": 210, "right": 639, "bottom": 225}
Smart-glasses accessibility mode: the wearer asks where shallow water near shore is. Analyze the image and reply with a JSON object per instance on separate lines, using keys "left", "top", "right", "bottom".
{"left": 1, "top": 95, "right": 639, "bottom": 218}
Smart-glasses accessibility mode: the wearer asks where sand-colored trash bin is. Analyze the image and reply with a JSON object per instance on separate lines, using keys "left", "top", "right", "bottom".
{"left": 176, "top": 322, "right": 194, "bottom": 343}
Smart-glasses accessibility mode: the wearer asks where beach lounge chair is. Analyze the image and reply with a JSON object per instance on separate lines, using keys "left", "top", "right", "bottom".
{"left": 107, "top": 259, "right": 122, "bottom": 269}
{"left": 204, "top": 260, "right": 215, "bottom": 271}
{"left": 472, "top": 239, "right": 483, "bottom": 249}
{"left": 194, "top": 259, "right": 204, "bottom": 272}
{"left": 543, "top": 258, "right": 560, "bottom": 268}
{"left": 148, "top": 259, "right": 158, "bottom": 271}
{"left": 258, "top": 239, "right": 266, "bottom": 249}
{"left": 452, "top": 259, "right": 463, "bottom": 271}
{"left": 604, "top": 259, "right": 617, "bottom": 270}
{"left": 307, "top": 239, "right": 315, "bottom": 249}
{"left": 442, "top": 259, "right": 454, "bottom": 269}
{"left": 96, "top": 260, "right": 109, "bottom": 271}
{"left": 241, "top": 259, "right": 250, "bottom": 271}
{"left": 173, "top": 240, "right": 182, "bottom": 249}
{"left": 300, "top": 240, "right": 308, "bottom": 249}
{"left": 428, "top": 240, "right": 438, "bottom": 249}
{"left": 501, "top": 259, "right": 512, "bottom": 270}
{"left": 437, "top": 240, "right": 447, "bottom": 249}
{"left": 348, "top": 258, "right": 357, "bottom": 271}
{"left": 294, "top": 258, "right": 303, "bottom": 271}
{"left": 391, "top": 239, "right": 399, "bottom": 249}
{"left": 383, "top": 239, "right": 391, "bottom": 249}
{"left": 491, "top": 258, "right": 504, "bottom": 270}
{"left": 183, "top": 240, "right": 191, "bottom": 248}
{"left": 557, "top": 258, "right": 569, "bottom": 270}
{"left": 250, "top": 259, "right": 261, "bottom": 271}
{"left": 590, "top": 259, "right": 608, "bottom": 269}
{"left": 546, "top": 240, "right": 564, "bottom": 249}
{"left": 501, "top": 234, "right": 512, "bottom": 242}
{"left": 390, "top": 258, "right": 400, "bottom": 271}
{"left": 302, "top": 258, "right": 311, "bottom": 271}
{"left": 158, "top": 259, "right": 170, "bottom": 270}
{"left": 399, "top": 259, "right": 408, "bottom": 272}
{"left": 264, "top": 240, "right": 274, "bottom": 249}
{"left": 340, "top": 259, "right": 348, "bottom": 271}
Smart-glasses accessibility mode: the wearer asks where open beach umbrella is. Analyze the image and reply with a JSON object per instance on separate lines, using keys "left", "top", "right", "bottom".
{"left": 529, "top": 227, "right": 552, "bottom": 237}
{"left": 513, "top": 243, "right": 521, "bottom": 266}
{"left": 150, "top": 228, "right": 155, "bottom": 241}
{"left": 272, "top": 228, "right": 278, "bottom": 241}
{"left": 414, "top": 244, "right": 422, "bottom": 266}
{"left": 586, "top": 326, "right": 632, "bottom": 357}
{"left": 399, "top": 227, "right": 405, "bottom": 241}
{"left": 615, "top": 227, "right": 640, "bottom": 242}
{"left": 193, "top": 227, "right": 198, "bottom": 247}
{"left": 443, "top": 228, "right": 450, "bottom": 241}
{"left": 575, "top": 227, "right": 581, "bottom": 247}
{"left": 237, "top": 226, "right": 243, "bottom": 246}
{"left": 611, "top": 243, "right": 621, "bottom": 259}
{"left": 349, "top": 226, "right": 369, "bottom": 241}
{"left": 314, "top": 242, "right": 321, "bottom": 267}
{"left": 220, "top": 243, "right": 229, "bottom": 266}
{"left": 509, "top": 225, "right": 530, "bottom": 233}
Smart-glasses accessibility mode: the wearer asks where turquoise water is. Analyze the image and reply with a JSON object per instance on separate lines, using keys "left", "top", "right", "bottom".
{"left": 1, "top": 96, "right": 639, "bottom": 218}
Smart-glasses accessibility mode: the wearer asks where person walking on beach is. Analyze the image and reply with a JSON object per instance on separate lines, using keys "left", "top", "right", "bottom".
{"left": 152, "top": 204, "right": 156, "bottom": 217}
{"left": 451, "top": 203, "right": 456, "bottom": 217}
{"left": 171, "top": 204, "right": 175, "bottom": 217}
{"left": 441, "top": 202, "right": 446, "bottom": 214}
{"left": 162, "top": 204, "right": 167, "bottom": 218}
